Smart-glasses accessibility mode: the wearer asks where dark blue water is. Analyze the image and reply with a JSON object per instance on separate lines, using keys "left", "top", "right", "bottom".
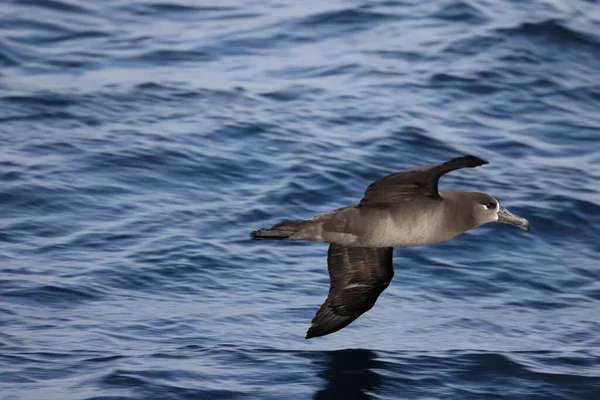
{"left": 1, "top": 0, "right": 600, "bottom": 398}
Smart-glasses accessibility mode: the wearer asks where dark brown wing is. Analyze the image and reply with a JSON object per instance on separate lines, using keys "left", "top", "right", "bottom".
{"left": 305, "top": 245, "right": 394, "bottom": 339}
{"left": 359, "top": 155, "right": 488, "bottom": 208}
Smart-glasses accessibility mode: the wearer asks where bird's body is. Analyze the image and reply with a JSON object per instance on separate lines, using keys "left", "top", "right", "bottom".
{"left": 284, "top": 190, "right": 480, "bottom": 248}
{"left": 251, "top": 156, "right": 530, "bottom": 339}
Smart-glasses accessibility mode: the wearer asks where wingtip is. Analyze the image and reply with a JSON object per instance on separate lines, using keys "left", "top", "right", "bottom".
{"left": 305, "top": 326, "right": 318, "bottom": 339}
{"left": 462, "top": 154, "right": 489, "bottom": 166}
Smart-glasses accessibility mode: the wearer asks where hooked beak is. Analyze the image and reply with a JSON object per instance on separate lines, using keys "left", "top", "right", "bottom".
{"left": 497, "top": 206, "right": 530, "bottom": 231}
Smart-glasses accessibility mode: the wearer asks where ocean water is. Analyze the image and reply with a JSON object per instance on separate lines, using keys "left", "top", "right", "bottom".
{"left": 1, "top": 0, "right": 600, "bottom": 398}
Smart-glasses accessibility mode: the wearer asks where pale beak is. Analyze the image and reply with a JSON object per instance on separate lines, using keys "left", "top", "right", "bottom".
{"left": 497, "top": 206, "right": 530, "bottom": 231}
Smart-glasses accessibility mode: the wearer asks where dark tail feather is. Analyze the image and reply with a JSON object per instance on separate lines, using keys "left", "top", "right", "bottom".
{"left": 250, "top": 220, "right": 305, "bottom": 240}
{"left": 250, "top": 229, "right": 294, "bottom": 240}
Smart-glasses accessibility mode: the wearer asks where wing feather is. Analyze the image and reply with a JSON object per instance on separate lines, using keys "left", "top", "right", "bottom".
{"left": 359, "top": 155, "right": 488, "bottom": 207}
{"left": 306, "top": 245, "right": 394, "bottom": 339}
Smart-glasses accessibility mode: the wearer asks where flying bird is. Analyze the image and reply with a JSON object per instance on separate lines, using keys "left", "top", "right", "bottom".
{"left": 251, "top": 156, "right": 530, "bottom": 339}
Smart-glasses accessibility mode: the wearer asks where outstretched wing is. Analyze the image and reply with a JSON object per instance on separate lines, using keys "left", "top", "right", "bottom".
{"left": 359, "top": 155, "right": 488, "bottom": 208}
{"left": 306, "top": 244, "right": 394, "bottom": 339}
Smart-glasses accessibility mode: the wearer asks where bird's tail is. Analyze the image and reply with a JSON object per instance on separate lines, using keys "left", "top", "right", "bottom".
{"left": 250, "top": 220, "right": 305, "bottom": 240}
{"left": 250, "top": 229, "right": 294, "bottom": 240}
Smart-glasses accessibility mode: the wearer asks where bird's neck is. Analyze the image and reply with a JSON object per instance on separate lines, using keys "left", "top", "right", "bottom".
{"left": 439, "top": 190, "right": 478, "bottom": 236}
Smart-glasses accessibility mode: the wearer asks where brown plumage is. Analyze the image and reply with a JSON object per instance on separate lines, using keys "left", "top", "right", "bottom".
{"left": 359, "top": 155, "right": 488, "bottom": 206}
{"left": 306, "top": 245, "right": 393, "bottom": 338}
{"left": 251, "top": 155, "right": 530, "bottom": 338}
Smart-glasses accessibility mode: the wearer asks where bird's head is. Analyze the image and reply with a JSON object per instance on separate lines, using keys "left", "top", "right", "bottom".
{"left": 470, "top": 192, "right": 530, "bottom": 231}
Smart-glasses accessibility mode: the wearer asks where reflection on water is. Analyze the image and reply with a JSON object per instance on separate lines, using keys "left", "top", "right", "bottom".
{"left": 314, "top": 349, "right": 383, "bottom": 400}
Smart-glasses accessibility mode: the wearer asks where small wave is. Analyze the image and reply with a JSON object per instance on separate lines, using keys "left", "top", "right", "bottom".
{"left": 125, "top": 47, "right": 215, "bottom": 65}
{"left": 2, "top": 284, "right": 103, "bottom": 308}
{"left": 497, "top": 19, "right": 600, "bottom": 47}
{"left": 296, "top": 7, "right": 399, "bottom": 27}
{"left": 16, "top": 0, "right": 92, "bottom": 15}
{"left": 123, "top": 2, "right": 235, "bottom": 16}
{"left": 431, "top": 1, "right": 488, "bottom": 24}
{"left": 429, "top": 72, "right": 503, "bottom": 95}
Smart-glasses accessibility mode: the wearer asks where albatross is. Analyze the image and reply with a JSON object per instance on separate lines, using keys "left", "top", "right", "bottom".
{"left": 250, "top": 155, "right": 530, "bottom": 339}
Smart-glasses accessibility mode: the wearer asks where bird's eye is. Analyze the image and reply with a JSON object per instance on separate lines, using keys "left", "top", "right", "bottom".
{"left": 485, "top": 202, "right": 496, "bottom": 209}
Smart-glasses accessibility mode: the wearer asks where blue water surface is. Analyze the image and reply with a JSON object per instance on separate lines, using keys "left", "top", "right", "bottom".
{"left": 1, "top": 0, "right": 600, "bottom": 399}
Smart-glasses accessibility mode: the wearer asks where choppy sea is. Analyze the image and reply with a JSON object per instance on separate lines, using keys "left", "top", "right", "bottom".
{"left": 1, "top": 0, "right": 600, "bottom": 399}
